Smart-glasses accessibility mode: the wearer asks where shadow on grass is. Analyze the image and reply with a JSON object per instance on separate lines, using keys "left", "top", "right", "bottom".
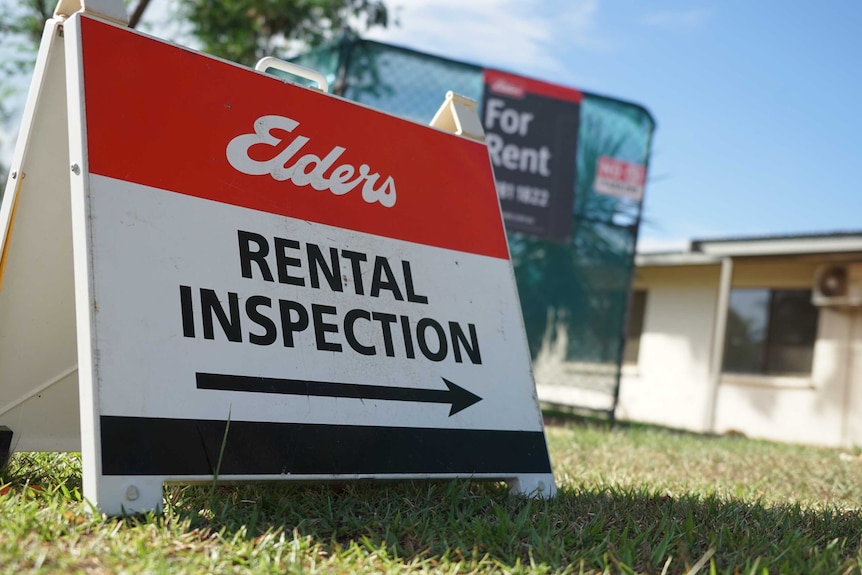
{"left": 168, "top": 479, "right": 862, "bottom": 574}
{"left": 1, "top": 451, "right": 83, "bottom": 494}
{"left": 541, "top": 407, "right": 749, "bottom": 443}
{"left": 2, "top": 449, "right": 861, "bottom": 573}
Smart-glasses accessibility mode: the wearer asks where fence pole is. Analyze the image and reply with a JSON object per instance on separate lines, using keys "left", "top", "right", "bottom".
{"left": 332, "top": 27, "right": 356, "bottom": 97}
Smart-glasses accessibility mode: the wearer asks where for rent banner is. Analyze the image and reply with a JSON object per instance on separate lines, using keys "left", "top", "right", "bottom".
{"left": 481, "top": 70, "right": 581, "bottom": 242}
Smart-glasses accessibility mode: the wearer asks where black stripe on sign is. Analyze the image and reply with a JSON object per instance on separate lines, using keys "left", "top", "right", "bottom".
{"left": 99, "top": 416, "right": 552, "bottom": 477}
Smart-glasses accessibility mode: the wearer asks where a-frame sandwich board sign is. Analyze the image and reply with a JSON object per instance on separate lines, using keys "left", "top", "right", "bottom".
{"left": 0, "top": 1, "right": 556, "bottom": 514}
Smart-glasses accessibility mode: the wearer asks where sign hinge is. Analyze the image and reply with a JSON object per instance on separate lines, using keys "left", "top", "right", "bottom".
{"left": 430, "top": 92, "right": 486, "bottom": 143}
{"left": 53, "top": 0, "right": 129, "bottom": 26}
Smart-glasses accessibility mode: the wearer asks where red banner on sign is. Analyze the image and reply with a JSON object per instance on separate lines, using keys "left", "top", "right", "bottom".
{"left": 483, "top": 69, "right": 583, "bottom": 104}
{"left": 593, "top": 156, "right": 646, "bottom": 201}
{"left": 80, "top": 18, "right": 509, "bottom": 260}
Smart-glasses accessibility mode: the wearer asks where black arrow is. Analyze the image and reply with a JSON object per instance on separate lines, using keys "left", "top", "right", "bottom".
{"left": 195, "top": 373, "right": 482, "bottom": 416}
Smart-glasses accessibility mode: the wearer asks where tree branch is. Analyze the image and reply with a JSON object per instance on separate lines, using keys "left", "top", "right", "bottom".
{"left": 35, "top": 0, "right": 50, "bottom": 21}
{"left": 129, "top": 0, "right": 152, "bottom": 28}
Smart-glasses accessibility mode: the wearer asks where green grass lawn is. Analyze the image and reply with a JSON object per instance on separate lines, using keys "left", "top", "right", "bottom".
{"left": 1, "top": 416, "right": 860, "bottom": 574}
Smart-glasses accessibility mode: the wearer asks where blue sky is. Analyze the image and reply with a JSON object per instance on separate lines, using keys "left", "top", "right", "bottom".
{"left": 4, "top": 0, "right": 861, "bottom": 252}
{"left": 359, "top": 0, "right": 862, "bottom": 251}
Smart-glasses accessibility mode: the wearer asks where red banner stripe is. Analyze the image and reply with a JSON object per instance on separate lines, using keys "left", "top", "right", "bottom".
{"left": 80, "top": 17, "right": 509, "bottom": 260}
{"left": 483, "top": 69, "right": 583, "bottom": 104}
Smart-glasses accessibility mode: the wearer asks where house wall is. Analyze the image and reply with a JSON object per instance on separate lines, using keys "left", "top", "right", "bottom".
{"left": 616, "top": 264, "right": 720, "bottom": 432}
{"left": 712, "top": 306, "right": 847, "bottom": 446}
{"left": 847, "top": 310, "right": 862, "bottom": 446}
{"left": 618, "top": 257, "right": 862, "bottom": 447}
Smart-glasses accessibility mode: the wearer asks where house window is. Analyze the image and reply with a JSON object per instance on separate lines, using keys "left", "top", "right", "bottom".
{"left": 723, "top": 288, "right": 819, "bottom": 375}
{"left": 623, "top": 290, "right": 647, "bottom": 364}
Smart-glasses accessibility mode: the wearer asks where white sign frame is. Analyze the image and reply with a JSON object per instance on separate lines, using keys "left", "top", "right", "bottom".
{"left": 0, "top": 6, "right": 556, "bottom": 514}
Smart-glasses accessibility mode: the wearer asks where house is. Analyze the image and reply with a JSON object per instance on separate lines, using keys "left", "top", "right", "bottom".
{"left": 615, "top": 232, "right": 862, "bottom": 447}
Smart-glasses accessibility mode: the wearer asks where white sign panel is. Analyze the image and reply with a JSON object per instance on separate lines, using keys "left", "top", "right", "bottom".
{"left": 1, "top": 13, "right": 556, "bottom": 513}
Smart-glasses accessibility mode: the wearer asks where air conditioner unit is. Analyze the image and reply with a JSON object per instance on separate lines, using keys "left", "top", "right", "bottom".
{"left": 812, "top": 263, "right": 862, "bottom": 307}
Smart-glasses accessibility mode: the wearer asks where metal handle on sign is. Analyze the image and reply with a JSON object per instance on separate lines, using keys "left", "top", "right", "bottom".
{"left": 255, "top": 57, "right": 330, "bottom": 93}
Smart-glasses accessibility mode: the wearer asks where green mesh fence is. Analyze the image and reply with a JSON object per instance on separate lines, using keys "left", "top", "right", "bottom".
{"left": 293, "top": 38, "right": 654, "bottom": 416}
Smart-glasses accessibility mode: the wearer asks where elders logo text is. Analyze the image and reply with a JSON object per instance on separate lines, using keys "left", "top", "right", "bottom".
{"left": 227, "top": 115, "right": 398, "bottom": 207}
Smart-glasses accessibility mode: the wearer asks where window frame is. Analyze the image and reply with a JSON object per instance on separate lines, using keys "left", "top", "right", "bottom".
{"left": 622, "top": 289, "right": 647, "bottom": 366}
{"left": 721, "top": 287, "right": 819, "bottom": 380}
